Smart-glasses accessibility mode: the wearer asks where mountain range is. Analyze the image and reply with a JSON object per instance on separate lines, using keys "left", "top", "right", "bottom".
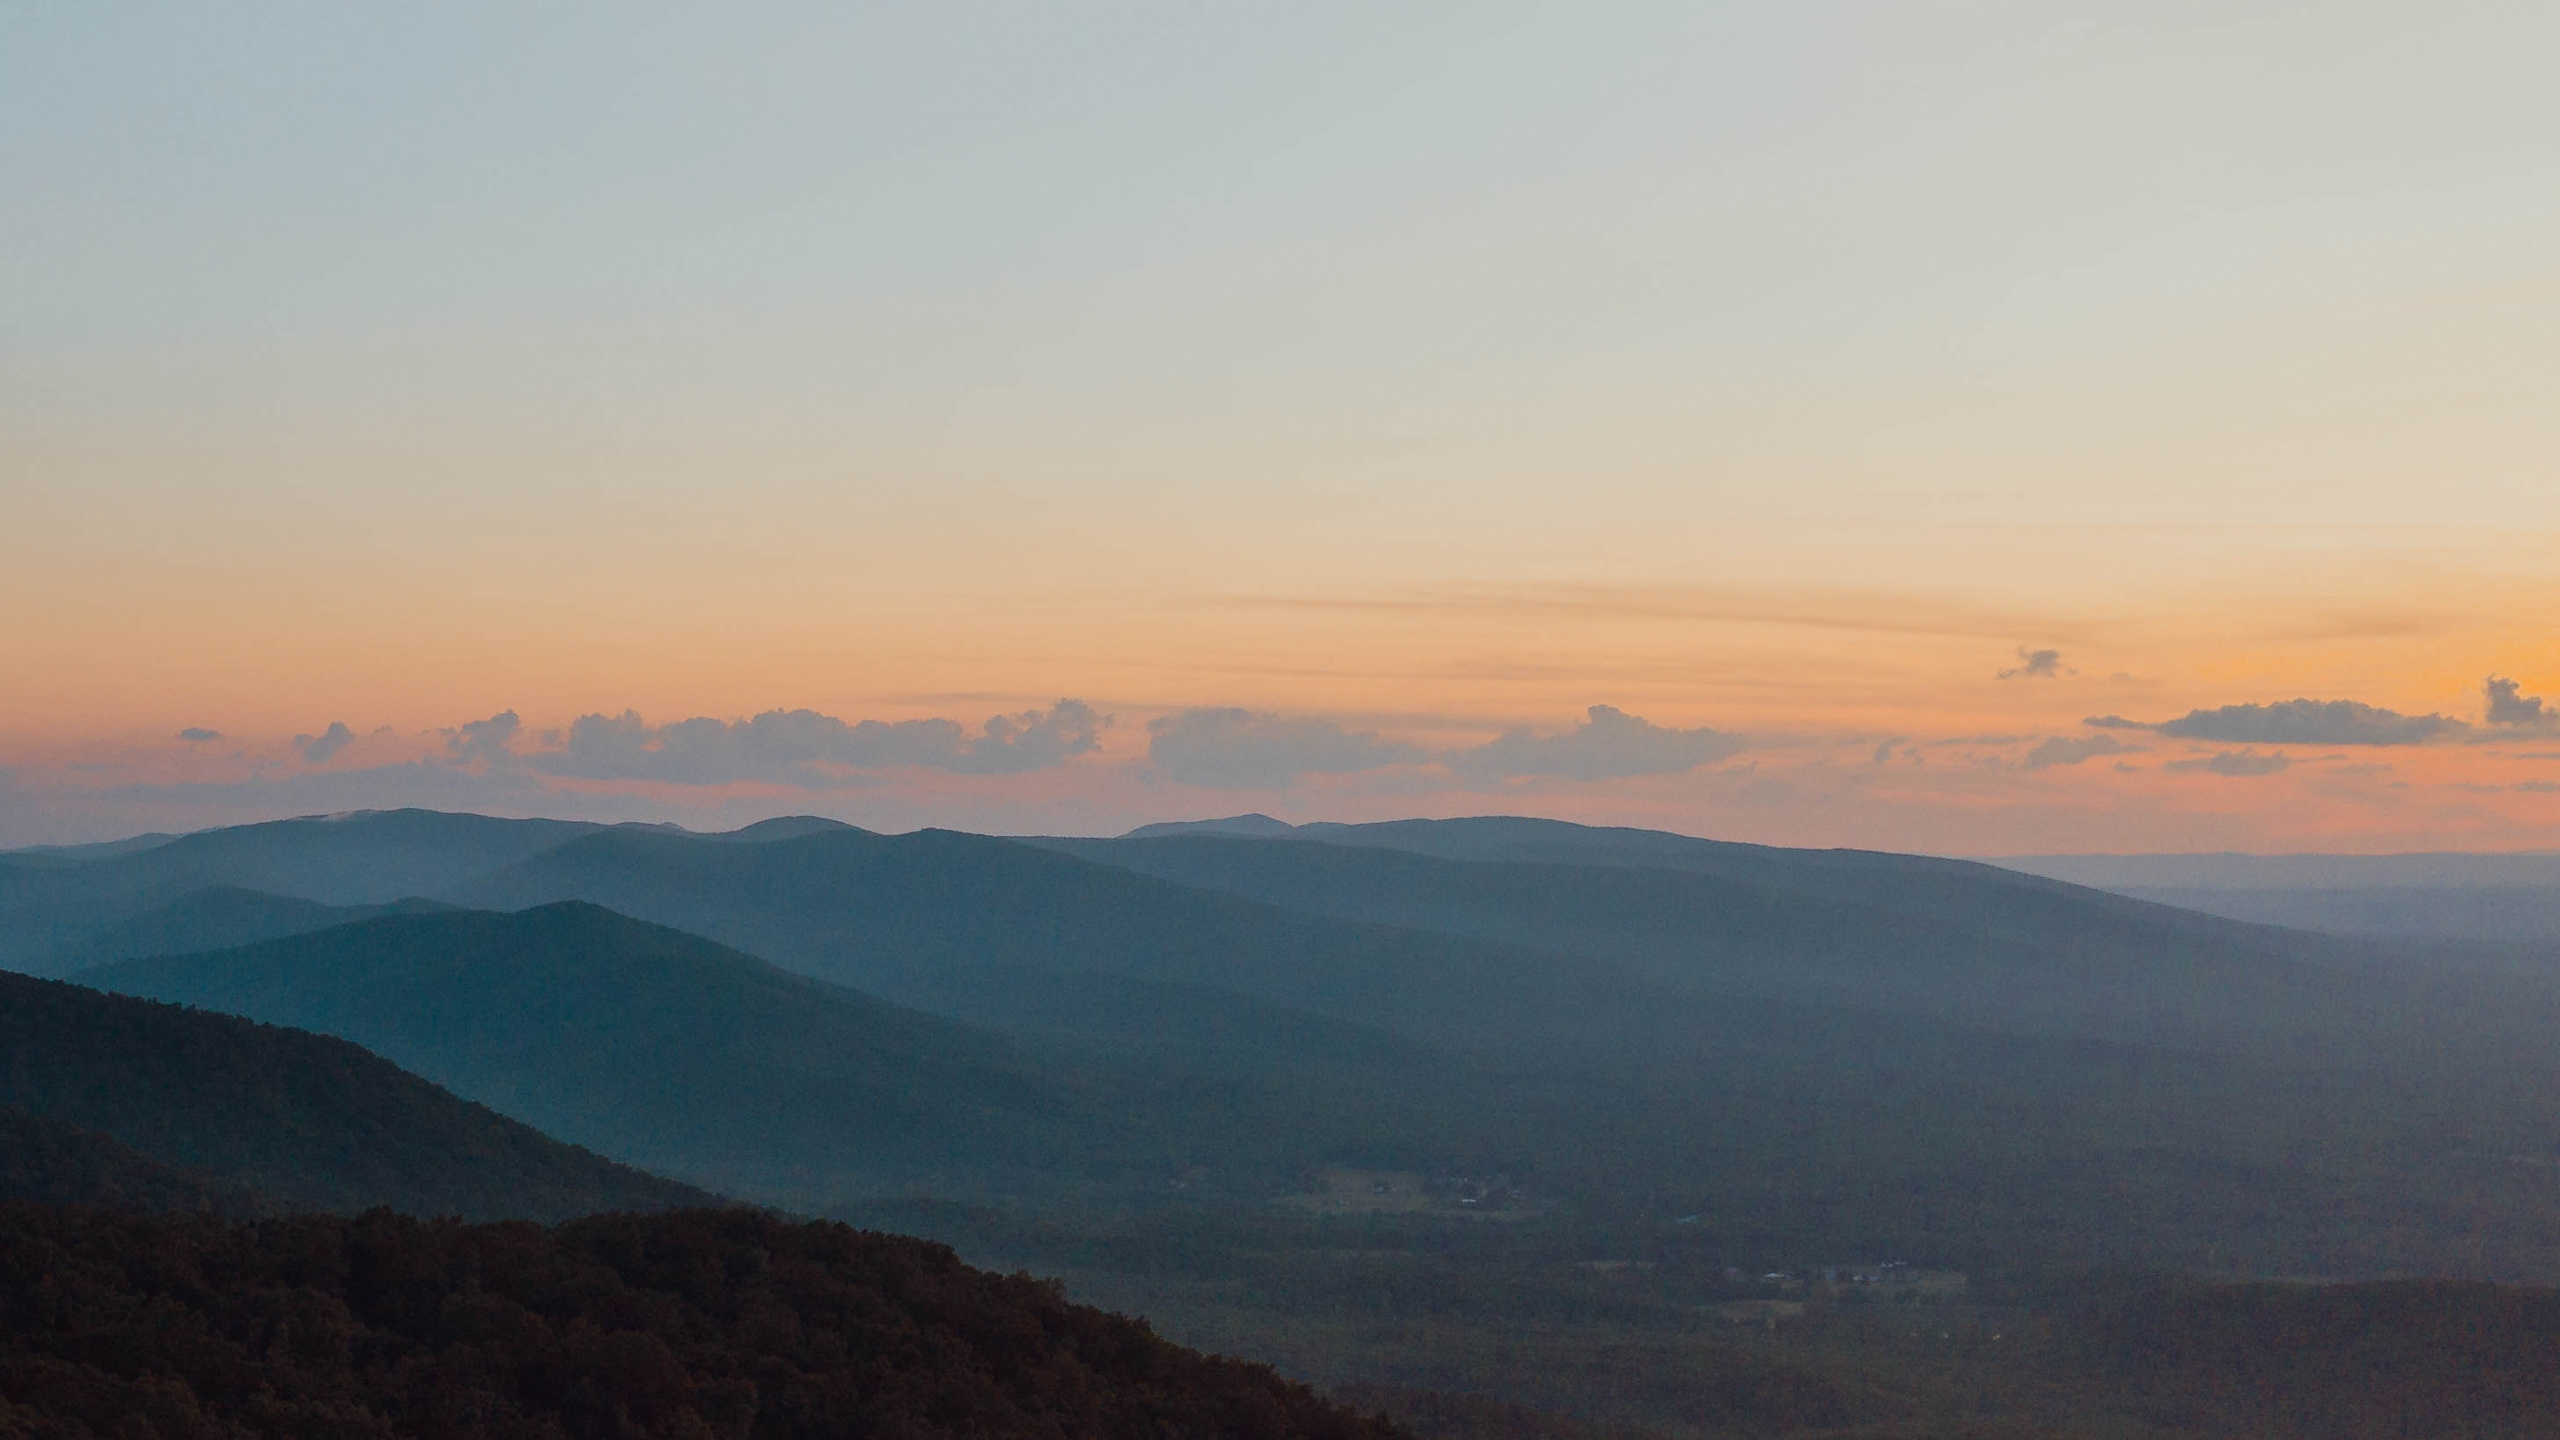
{"left": 14, "top": 807, "right": 2560, "bottom": 1435}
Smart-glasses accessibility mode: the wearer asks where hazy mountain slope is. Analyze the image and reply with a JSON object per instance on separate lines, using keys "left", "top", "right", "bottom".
{"left": 704, "top": 813, "right": 859, "bottom": 843}
{"left": 445, "top": 827, "right": 1740, "bottom": 1057}
{"left": 0, "top": 1206, "right": 1401, "bottom": 1440}
{"left": 0, "top": 1108, "right": 267, "bottom": 1217}
{"left": 0, "top": 968, "right": 709, "bottom": 1220}
{"left": 1, "top": 832, "right": 181, "bottom": 862}
{"left": 1041, "top": 835, "right": 2396, "bottom": 1044}
{"left": 430, "top": 829, "right": 2560, "bottom": 1274}
{"left": 2002, "top": 851, "right": 2560, "bottom": 890}
{"left": 1143, "top": 815, "right": 2310, "bottom": 951}
{"left": 0, "top": 808, "right": 605, "bottom": 973}
{"left": 84, "top": 903, "right": 1379, "bottom": 1203}
{"left": 41, "top": 885, "right": 452, "bottom": 973}
{"left": 39, "top": 819, "right": 2556, "bottom": 1280}
{"left": 2116, "top": 884, "right": 2560, "bottom": 945}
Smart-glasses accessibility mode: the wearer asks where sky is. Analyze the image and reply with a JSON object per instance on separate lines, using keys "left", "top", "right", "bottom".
{"left": 6, "top": 2, "right": 2559, "bottom": 852}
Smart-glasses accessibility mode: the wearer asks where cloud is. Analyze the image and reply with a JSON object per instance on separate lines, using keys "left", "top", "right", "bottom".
{"left": 1146, "top": 709, "right": 1427, "bottom": 789}
{"left": 2165, "top": 749, "right": 2291, "bottom": 777}
{"left": 956, "top": 700, "right": 1109, "bottom": 775}
{"left": 445, "top": 711, "right": 523, "bottom": 769}
{"left": 2022, "top": 734, "right": 2140, "bottom": 771}
{"left": 176, "top": 727, "right": 221, "bottom": 743}
{"left": 1998, "top": 647, "right": 2065, "bottom": 680}
{"left": 2484, "top": 676, "right": 2558, "bottom": 729}
{"left": 294, "top": 721, "right": 356, "bottom": 764}
{"left": 2095, "top": 698, "right": 2466, "bottom": 746}
{"left": 1452, "top": 705, "right": 1743, "bottom": 782}
{"left": 534, "top": 700, "right": 1106, "bottom": 786}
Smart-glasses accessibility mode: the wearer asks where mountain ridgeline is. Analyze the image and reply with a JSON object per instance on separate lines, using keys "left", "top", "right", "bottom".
{"left": 0, "top": 809, "right": 602, "bottom": 975}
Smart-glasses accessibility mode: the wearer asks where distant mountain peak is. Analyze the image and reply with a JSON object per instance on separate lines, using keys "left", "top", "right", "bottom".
{"left": 1124, "top": 814, "right": 1300, "bottom": 839}
{"left": 714, "top": 815, "right": 862, "bottom": 843}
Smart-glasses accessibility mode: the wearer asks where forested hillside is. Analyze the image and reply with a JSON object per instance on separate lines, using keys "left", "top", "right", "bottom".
{"left": 0, "top": 1205, "right": 1403, "bottom": 1440}
{"left": 0, "top": 1109, "right": 264, "bottom": 1218}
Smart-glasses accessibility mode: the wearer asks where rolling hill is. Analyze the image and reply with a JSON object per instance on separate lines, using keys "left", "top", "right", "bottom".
{"left": 37, "top": 885, "right": 452, "bottom": 974}
{"left": 0, "top": 809, "right": 608, "bottom": 973}
{"left": 1042, "top": 831, "right": 2384, "bottom": 1045}
{"left": 82, "top": 902, "right": 1430, "bottom": 1205}
{"left": 0, "top": 967, "right": 710, "bottom": 1220}
{"left": 442, "top": 826, "right": 1730, "bottom": 1058}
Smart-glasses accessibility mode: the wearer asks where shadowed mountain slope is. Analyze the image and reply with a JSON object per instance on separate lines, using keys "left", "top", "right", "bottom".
{"left": 1133, "top": 815, "right": 2296, "bottom": 944}
{"left": 0, "top": 809, "right": 605, "bottom": 973}
{"left": 0, "top": 810, "right": 884, "bottom": 977}
{"left": 40, "top": 885, "right": 452, "bottom": 974}
{"left": 1039, "top": 834, "right": 2404, "bottom": 1045}
{"left": 443, "top": 827, "right": 1724, "bottom": 1058}
{"left": 0, "top": 968, "right": 708, "bottom": 1220}
{"left": 84, "top": 903, "right": 1406, "bottom": 1204}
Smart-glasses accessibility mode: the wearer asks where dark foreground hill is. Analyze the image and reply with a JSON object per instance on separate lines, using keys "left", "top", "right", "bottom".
{"left": 0, "top": 969, "right": 709, "bottom": 1220}
{"left": 0, "top": 1109, "right": 265, "bottom": 1218}
{"left": 0, "top": 1205, "right": 1400, "bottom": 1440}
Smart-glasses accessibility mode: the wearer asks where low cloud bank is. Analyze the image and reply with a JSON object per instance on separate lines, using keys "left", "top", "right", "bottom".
{"left": 2023, "top": 734, "right": 2139, "bottom": 771}
{"left": 1454, "top": 705, "right": 1743, "bottom": 782}
{"left": 2166, "top": 749, "right": 2292, "bottom": 777}
{"left": 536, "top": 701, "right": 1108, "bottom": 786}
{"left": 1145, "top": 710, "right": 1426, "bottom": 789}
{"left": 2089, "top": 698, "right": 2466, "bottom": 746}
{"left": 1144, "top": 703, "right": 1742, "bottom": 788}
{"left": 447, "top": 712, "right": 525, "bottom": 768}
